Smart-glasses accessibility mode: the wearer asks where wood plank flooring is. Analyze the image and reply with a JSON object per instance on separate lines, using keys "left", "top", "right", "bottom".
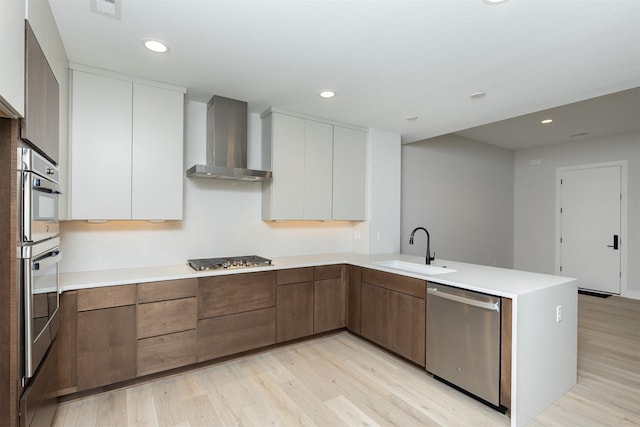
{"left": 53, "top": 294, "right": 640, "bottom": 426}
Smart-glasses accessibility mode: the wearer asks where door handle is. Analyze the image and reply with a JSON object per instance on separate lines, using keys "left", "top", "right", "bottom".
{"left": 606, "top": 235, "right": 619, "bottom": 250}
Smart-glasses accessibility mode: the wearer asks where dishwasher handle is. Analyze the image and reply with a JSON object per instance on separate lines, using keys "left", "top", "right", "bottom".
{"left": 427, "top": 287, "right": 500, "bottom": 312}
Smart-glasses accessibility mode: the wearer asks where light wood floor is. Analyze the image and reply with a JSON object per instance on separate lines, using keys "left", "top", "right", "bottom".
{"left": 53, "top": 294, "right": 640, "bottom": 426}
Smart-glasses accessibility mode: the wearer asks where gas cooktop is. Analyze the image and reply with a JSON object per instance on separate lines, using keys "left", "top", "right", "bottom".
{"left": 188, "top": 255, "right": 272, "bottom": 271}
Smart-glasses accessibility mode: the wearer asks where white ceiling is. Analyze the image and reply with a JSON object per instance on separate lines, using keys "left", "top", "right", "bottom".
{"left": 456, "top": 87, "right": 640, "bottom": 149}
{"left": 48, "top": 0, "right": 640, "bottom": 145}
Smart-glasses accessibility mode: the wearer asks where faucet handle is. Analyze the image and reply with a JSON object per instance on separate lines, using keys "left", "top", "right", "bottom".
{"left": 430, "top": 252, "right": 436, "bottom": 262}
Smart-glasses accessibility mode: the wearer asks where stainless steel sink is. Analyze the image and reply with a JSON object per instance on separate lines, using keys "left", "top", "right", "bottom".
{"left": 373, "top": 260, "right": 456, "bottom": 275}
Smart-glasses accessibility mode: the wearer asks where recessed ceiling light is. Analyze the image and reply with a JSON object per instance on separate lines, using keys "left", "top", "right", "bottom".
{"left": 319, "top": 91, "right": 335, "bottom": 98}
{"left": 540, "top": 119, "right": 553, "bottom": 124}
{"left": 483, "top": 0, "right": 509, "bottom": 4}
{"left": 143, "top": 39, "right": 169, "bottom": 53}
{"left": 406, "top": 116, "right": 418, "bottom": 121}
{"left": 470, "top": 91, "right": 486, "bottom": 99}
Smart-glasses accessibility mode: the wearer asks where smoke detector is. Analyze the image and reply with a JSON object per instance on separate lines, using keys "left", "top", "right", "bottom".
{"left": 92, "top": 0, "right": 121, "bottom": 19}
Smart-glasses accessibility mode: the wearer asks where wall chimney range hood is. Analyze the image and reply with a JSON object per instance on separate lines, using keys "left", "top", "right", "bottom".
{"left": 186, "top": 95, "right": 272, "bottom": 181}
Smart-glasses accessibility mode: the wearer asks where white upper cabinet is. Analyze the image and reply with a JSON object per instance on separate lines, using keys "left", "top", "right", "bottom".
{"left": 333, "top": 126, "right": 366, "bottom": 221}
{"left": 69, "top": 67, "right": 185, "bottom": 220}
{"left": 70, "top": 70, "right": 132, "bottom": 220}
{"left": 261, "top": 109, "right": 366, "bottom": 221}
{"left": 131, "top": 83, "right": 184, "bottom": 220}
{"left": 303, "top": 119, "right": 333, "bottom": 220}
{"left": 0, "top": 0, "right": 26, "bottom": 117}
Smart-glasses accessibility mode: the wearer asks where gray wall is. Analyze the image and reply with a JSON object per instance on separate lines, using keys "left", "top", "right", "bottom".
{"left": 514, "top": 131, "right": 640, "bottom": 298}
{"left": 401, "top": 134, "right": 514, "bottom": 268}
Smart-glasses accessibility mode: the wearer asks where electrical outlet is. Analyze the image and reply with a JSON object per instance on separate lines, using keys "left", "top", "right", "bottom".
{"left": 556, "top": 305, "right": 563, "bottom": 323}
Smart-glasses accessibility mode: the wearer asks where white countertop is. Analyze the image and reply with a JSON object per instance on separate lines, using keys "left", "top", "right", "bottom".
{"left": 60, "top": 252, "right": 576, "bottom": 298}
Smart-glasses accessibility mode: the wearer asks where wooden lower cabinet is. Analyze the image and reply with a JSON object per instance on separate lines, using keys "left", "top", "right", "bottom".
{"left": 137, "top": 330, "right": 197, "bottom": 376}
{"left": 347, "top": 265, "right": 362, "bottom": 334}
{"left": 198, "top": 271, "right": 276, "bottom": 318}
{"left": 277, "top": 282, "right": 313, "bottom": 342}
{"left": 76, "top": 305, "right": 137, "bottom": 391}
{"left": 313, "top": 265, "right": 346, "bottom": 333}
{"left": 389, "top": 290, "right": 425, "bottom": 365}
{"left": 361, "top": 283, "right": 392, "bottom": 348}
{"left": 197, "top": 308, "right": 276, "bottom": 361}
{"left": 314, "top": 277, "right": 345, "bottom": 333}
{"left": 56, "top": 291, "right": 77, "bottom": 394}
{"left": 137, "top": 297, "right": 197, "bottom": 339}
{"left": 19, "top": 340, "right": 58, "bottom": 427}
{"left": 360, "top": 277, "right": 426, "bottom": 367}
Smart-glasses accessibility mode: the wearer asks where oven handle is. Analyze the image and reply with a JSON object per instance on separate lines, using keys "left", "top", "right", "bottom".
{"left": 427, "top": 287, "right": 500, "bottom": 312}
{"left": 32, "top": 177, "right": 62, "bottom": 195}
{"left": 33, "top": 250, "right": 62, "bottom": 271}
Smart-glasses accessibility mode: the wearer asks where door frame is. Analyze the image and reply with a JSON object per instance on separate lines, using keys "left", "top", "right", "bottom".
{"left": 555, "top": 161, "right": 628, "bottom": 294}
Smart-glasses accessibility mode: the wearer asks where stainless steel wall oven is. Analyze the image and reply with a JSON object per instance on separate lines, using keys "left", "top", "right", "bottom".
{"left": 18, "top": 147, "right": 61, "bottom": 379}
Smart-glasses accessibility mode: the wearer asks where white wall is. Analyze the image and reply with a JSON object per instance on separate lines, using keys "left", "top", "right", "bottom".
{"left": 401, "top": 134, "right": 515, "bottom": 268}
{"left": 60, "top": 100, "right": 399, "bottom": 273}
{"left": 514, "top": 131, "right": 640, "bottom": 298}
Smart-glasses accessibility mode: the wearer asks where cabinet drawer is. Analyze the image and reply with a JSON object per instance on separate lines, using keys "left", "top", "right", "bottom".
{"left": 314, "top": 264, "right": 343, "bottom": 280}
{"left": 198, "top": 271, "right": 276, "bottom": 319}
{"left": 277, "top": 267, "right": 313, "bottom": 285}
{"left": 137, "top": 330, "right": 196, "bottom": 376}
{"left": 137, "top": 297, "right": 197, "bottom": 339}
{"left": 362, "top": 268, "right": 425, "bottom": 299}
{"left": 77, "top": 284, "right": 137, "bottom": 311}
{"left": 137, "top": 278, "right": 197, "bottom": 303}
{"left": 197, "top": 307, "right": 276, "bottom": 361}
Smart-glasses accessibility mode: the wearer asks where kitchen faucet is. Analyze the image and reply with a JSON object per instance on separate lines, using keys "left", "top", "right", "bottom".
{"left": 410, "top": 227, "right": 435, "bottom": 265}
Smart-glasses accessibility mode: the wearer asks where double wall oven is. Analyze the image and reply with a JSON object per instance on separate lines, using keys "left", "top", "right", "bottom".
{"left": 18, "top": 147, "right": 62, "bottom": 379}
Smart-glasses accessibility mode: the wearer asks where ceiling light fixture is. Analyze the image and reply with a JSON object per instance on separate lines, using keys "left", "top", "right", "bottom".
{"left": 406, "top": 116, "right": 418, "bottom": 121}
{"left": 540, "top": 119, "right": 553, "bottom": 124}
{"left": 483, "top": 0, "right": 509, "bottom": 4}
{"left": 319, "top": 91, "right": 335, "bottom": 98}
{"left": 470, "top": 91, "right": 486, "bottom": 99}
{"left": 143, "top": 39, "right": 169, "bottom": 53}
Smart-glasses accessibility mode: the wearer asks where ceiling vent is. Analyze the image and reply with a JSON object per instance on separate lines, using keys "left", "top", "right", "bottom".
{"left": 92, "top": 0, "right": 120, "bottom": 19}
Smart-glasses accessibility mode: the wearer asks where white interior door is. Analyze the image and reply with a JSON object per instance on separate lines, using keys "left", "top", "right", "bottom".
{"left": 559, "top": 165, "right": 621, "bottom": 294}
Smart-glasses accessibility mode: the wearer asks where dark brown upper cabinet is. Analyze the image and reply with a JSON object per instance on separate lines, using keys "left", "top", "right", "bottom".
{"left": 22, "top": 22, "right": 59, "bottom": 164}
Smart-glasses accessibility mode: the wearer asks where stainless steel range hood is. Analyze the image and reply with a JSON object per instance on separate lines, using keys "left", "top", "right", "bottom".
{"left": 186, "top": 95, "right": 272, "bottom": 181}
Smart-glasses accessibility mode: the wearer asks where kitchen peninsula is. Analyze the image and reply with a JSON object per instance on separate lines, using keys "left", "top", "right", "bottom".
{"left": 59, "top": 253, "right": 577, "bottom": 427}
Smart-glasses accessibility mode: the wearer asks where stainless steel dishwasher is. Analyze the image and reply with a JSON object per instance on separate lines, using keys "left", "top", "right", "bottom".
{"left": 426, "top": 283, "right": 501, "bottom": 408}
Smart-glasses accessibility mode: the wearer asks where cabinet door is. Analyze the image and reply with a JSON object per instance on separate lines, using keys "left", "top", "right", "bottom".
{"left": 276, "top": 282, "right": 313, "bottom": 342}
{"left": 77, "top": 305, "right": 136, "bottom": 391}
{"left": 361, "top": 283, "right": 391, "bottom": 348}
{"left": 314, "top": 278, "right": 346, "bottom": 333}
{"left": 0, "top": 0, "right": 25, "bottom": 117}
{"left": 268, "top": 113, "right": 305, "bottom": 219}
{"left": 70, "top": 70, "right": 132, "bottom": 219}
{"left": 56, "top": 291, "right": 77, "bottom": 394}
{"left": 389, "top": 291, "right": 425, "bottom": 366}
{"left": 131, "top": 83, "right": 184, "bottom": 220}
{"left": 303, "top": 120, "right": 333, "bottom": 220}
{"left": 333, "top": 126, "right": 366, "bottom": 220}
{"left": 347, "top": 266, "right": 362, "bottom": 334}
